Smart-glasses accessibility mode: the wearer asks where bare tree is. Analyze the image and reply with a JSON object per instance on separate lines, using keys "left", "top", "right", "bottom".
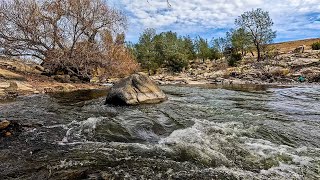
{"left": 0, "top": 0, "right": 137, "bottom": 80}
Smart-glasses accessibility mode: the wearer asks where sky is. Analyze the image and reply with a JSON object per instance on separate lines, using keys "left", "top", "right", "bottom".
{"left": 108, "top": 0, "right": 320, "bottom": 43}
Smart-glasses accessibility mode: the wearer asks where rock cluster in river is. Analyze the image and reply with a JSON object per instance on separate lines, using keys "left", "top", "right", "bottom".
{"left": 105, "top": 72, "right": 167, "bottom": 105}
{"left": 0, "top": 120, "right": 21, "bottom": 137}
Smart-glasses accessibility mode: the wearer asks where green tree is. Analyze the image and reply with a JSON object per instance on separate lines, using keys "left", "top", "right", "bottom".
{"left": 136, "top": 28, "right": 159, "bottom": 74}
{"left": 209, "top": 47, "right": 221, "bottom": 60}
{"left": 212, "top": 37, "right": 229, "bottom": 54}
{"left": 154, "top": 31, "right": 188, "bottom": 72}
{"left": 209, "top": 37, "right": 229, "bottom": 61}
{"left": 182, "top": 36, "right": 197, "bottom": 60}
{"left": 224, "top": 47, "right": 242, "bottom": 67}
{"left": 227, "top": 28, "right": 252, "bottom": 56}
{"left": 235, "top": 8, "right": 276, "bottom": 61}
{"left": 195, "top": 36, "right": 211, "bottom": 62}
{"left": 126, "top": 41, "right": 138, "bottom": 60}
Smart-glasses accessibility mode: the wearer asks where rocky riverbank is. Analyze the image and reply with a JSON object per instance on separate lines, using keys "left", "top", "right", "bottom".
{"left": 0, "top": 59, "right": 109, "bottom": 100}
{"left": 0, "top": 46, "right": 319, "bottom": 99}
{"left": 151, "top": 49, "right": 320, "bottom": 86}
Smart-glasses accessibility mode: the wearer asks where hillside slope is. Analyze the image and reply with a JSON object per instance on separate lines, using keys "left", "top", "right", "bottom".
{"left": 271, "top": 38, "right": 320, "bottom": 52}
{"left": 152, "top": 38, "right": 320, "bottom": 85}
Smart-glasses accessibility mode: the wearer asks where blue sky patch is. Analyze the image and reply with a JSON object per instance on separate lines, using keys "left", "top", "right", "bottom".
{"left": 110, "top": 0, "right": 320, "bottom": 43}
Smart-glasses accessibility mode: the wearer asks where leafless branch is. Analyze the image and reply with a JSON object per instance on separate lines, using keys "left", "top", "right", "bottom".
{"left": 0, "top": 0, "right": 137, "bottom": 79}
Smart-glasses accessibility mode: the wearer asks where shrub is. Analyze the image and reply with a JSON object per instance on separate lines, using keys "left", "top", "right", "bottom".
{"left": 0, "top": 0, "right": 137, "bottom": 80}
{"left": 227, "top": 53, "right": 242, "bottom": 67}
{"left": 43, "top": 32, "right": 138, "bottom": 80}
{"left": 165, "top": 53, "right": 189, "bottom": 72}
{"left": 223, "top": 47, "right": 242, "bottom": 67}
{"left": 210, "top": 48, "right": 223, "bottom": 60}
{"left": 311, "top": 42, "right": 320, "bottom": 50}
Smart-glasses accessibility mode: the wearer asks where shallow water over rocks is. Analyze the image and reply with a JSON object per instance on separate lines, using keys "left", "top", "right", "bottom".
{"left": 0, "top": 84, "right": 320, "bottom": 179}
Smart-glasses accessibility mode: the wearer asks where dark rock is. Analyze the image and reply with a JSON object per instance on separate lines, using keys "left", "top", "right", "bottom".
{"left": 260, "top": 75, "right": 267, "bottom": 81}
{"left": 70, "top": 76, "right": 81, "bottom": 83}
{"left": 308, "top": 74, "right": 320, "bottom": 82}
{"left": 293, "top": 45, "right": 305, "bottom": 53}
{"left": 0, "top": 120, "right": 21, "bottom": 137}
{"left": 266, "top": 74, "right": 272, "bottom": 79}
{"left": 34, "top": 65, "right": 45, "bottom": 72}
{"left": 268, "top": 78, "right": 274, "bottom": 83}
{"left": 230, "top": 72, "right": 237, "bottom": 78}
{"left": 105, "top": 72, "right": 167, "bottom": 105}
{"left": 41, "top": 69, "right": 52, "bottom": 76}
{"left": 53, "top": 75, "right": 71, "bottom": 83}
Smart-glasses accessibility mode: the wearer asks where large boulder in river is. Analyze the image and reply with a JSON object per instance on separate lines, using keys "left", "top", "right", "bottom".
{"left": 105, "top": 73, "right": 167, "bottom": 105}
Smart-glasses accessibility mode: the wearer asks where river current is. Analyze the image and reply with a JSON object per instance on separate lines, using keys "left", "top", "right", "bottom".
{"left": 0, "top": 84, "right": 320, "bottom": 179}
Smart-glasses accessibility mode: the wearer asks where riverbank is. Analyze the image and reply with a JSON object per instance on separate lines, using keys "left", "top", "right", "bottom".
{"left": 151, "top": 72, "right": 319, "bottom": 86}
{"left": 0, "top": 59, "right": 110, "bottom": 100}
{"left": 151, "top": 49, "right": 320, "bottom": 86}
{"left": 1, "top": 45, "right": 319, "bottom": 99}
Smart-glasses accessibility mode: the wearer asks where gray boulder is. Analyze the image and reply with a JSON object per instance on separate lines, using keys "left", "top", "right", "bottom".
{"left": 105, "top": 73, "right": 167, "bottom": 105}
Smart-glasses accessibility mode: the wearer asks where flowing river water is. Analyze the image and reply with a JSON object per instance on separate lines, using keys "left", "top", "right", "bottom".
{"left": 0, "top": 84, "right": 320, "bottom": 179}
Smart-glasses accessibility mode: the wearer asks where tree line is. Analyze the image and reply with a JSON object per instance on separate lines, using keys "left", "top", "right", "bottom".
{"left": 0, "top": 0, "right": 276, "bottom": 79}
{"left": 128, "top": 29, "right": 222, "bottom": 73}
{"left": 130, "top": 8, "right": 276, "bottom": 73}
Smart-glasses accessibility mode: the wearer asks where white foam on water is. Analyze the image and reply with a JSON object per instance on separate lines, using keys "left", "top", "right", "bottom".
{"left": 242, "top": 134, "right": 320, "bottom": 179}
{"left": 58, "top": 117, "right": 106, "bottom": 144}
{"left": 109, "top": 141, "right": 154, "bottom": 151}
{"left": 244, "top": 138, "right": 317, "bottom": 165}
{"left": 245, "top": 138, "right": 290, "bottom": 156}
{"left": 79, "top": 117, "right": 102, "bottom": 134}
{"left": 50, "top": 111, "right": 319, "bottom": 179}
{"left": 45, "top": 124, "right": 69, "bottom": 130}
{"left": 243, "top": 112, "right": 262, "bottom": 117}
{"left": 155, "top": 119, "right": 319, "bottom": 179}
{"left": 50, "top": 159, "right": 92, "bottom": 170}
{"left": 157, "top": 119, "right": 257, "bottom": 166}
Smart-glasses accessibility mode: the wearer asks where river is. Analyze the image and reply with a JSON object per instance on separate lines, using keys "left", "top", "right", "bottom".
{"left": 0, "top": 84, "right": 319, "bottom": 179}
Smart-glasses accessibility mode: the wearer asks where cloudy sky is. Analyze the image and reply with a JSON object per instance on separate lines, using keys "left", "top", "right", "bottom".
{"left": 109, "top": 0, "right": 320, "bottom": 43}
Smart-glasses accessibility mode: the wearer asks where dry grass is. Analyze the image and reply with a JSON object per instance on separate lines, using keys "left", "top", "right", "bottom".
{"left": 270, "top": 38, "right": 320, "bottom": 53}
{"left": 0, "top": 68, "right": 25, "bottom": 80}
{"left": 269, "top": 67, "right": 290, "bottom": 77}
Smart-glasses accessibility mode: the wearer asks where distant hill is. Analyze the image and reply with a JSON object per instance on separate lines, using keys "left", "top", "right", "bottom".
{"left": 271, "top": 38, "right": 320, "bottom": 52}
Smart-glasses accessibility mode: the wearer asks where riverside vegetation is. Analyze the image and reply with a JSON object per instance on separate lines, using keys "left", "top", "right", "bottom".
{"left": 1, "top": 0, "right": 320, "bottom": 179}
{"left": 0, "top": 1, "right": 319, "bottom": 99}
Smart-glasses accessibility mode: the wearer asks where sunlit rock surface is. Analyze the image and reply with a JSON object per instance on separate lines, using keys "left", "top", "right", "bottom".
{"left": 105, "top": 72, "right": 167, "bottom": 105}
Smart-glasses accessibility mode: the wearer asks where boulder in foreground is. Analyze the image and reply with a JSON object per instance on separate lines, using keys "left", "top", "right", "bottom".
{"left": 105, "top": 73, "right": 167, "bottom": 105}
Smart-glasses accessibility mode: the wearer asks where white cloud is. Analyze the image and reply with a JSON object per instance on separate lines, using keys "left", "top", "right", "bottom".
{"left": 112, "top": 0, "right": 320, "bottom": 42}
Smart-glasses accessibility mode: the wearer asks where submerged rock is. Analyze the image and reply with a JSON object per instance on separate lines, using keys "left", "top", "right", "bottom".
{"left": 0, "top": 120, "right": 10, "bottom": 130}
{"left": 105, "top": 72, "right": 167, "bottom": 105}
{"left": 0, "top": 120, "right": 21, "bottom": 137}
